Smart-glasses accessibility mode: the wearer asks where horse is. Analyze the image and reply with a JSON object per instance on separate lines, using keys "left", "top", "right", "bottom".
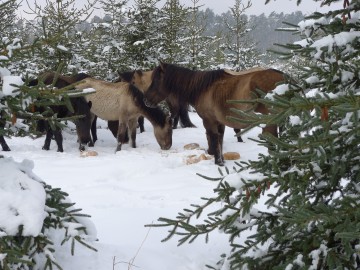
{"left": 28, "top": 72, "right": 94, "bottom": 152}
{"left": 75, "top": 78, "right": 172, "bottom": 152}
{"left": 0, "top": 111, "right": 10, "bottom": 151}
{"left": 144, "top": 63, "right": 286, "bottom": 166}
{"left": 118, "top": 70, "right": 196, "bottom": 129}
{"left": 120, "top": 69, "right": 251, "bottom": 142}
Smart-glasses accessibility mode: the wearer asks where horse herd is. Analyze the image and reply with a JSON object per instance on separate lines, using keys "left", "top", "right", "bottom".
{"left": 0, "top": 63, "right": 286, "bottom": 165}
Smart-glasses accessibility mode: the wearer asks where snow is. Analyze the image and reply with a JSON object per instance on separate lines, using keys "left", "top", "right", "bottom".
{"left": 1, "top": 75, "right": 24, "bottom": 97}
{"left": 56, "top": 45, "right": 69, "bottom": 52}
{"left": 0, "top": 158, "right": 47, "bottom": 236}
{"left": 1, "top": 113, "right": 268, "bottom": 270}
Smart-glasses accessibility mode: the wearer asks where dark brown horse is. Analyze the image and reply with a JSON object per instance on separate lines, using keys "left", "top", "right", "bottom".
{"left": 121, "top": 69, "right": 252, "bottom": 142}
{"left": 144, "top": 63, "right": 286, "bottom": 165}
{"left": 0, "top": 111, "right": 10, "bottom": 151}
{"left": 29, "top": 72, "right": 94, "bottom": 152}
{"left": 118, "top": 70, "right": 196, "bottom": 129}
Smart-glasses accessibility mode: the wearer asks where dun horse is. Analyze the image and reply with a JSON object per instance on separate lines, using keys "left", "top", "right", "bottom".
{"left": 75, "top": 78, "right": 172, "bottom": 151}
{"left": 118, "top": 70, "right": 196, "bottom": 129}
{"left": 144, "top": 63, "right": 286, "bottom": 166}
{"left": 29, "top": 72, "right": 94, "bottom": 152}
{"left": 120, "top": 69, "right": 250, "bottom": 142}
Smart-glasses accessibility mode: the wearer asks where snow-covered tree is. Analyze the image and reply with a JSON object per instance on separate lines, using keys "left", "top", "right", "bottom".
{"left": 123, "top": 0, "right": 161, "bottom": 70}
{"left": 23, "top": 0, "right": 96, "bottom": 74}
{"left": 158, "top": 0, "right": 188, "bottom": 64}
{"left": 183, "top": 0, "right": 217, "bottom": 70}
{"left": 150, "top": 0, "right": 360, "bottom": 269}
{"left": 223, "top": 0, "right": 262, "bottom": 70}
{"left": 78, "top": 0, "right": 129, "bottom": 79}
{"left": 1, "top": 1, "right": 97, "bottom": 269}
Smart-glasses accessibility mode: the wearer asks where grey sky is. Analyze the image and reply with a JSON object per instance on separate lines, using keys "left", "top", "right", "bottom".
{"left": 18, "top": 0, "right": 342, "bottom": 19}
{"left": 142, "top": 0, "right": 342, "bottom": 16}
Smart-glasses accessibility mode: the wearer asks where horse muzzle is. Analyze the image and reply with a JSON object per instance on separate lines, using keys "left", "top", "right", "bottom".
{"left": 161, "top": 144, "right": 172, "bottom": 150}
{"left": 143, "top": 97, "right": 158, "bottom": 108}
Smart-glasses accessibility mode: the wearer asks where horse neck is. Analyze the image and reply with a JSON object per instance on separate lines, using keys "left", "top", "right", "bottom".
{"left": 163, "top": 66, "right": 225, "bottom": 104}
{"left": 129, "top": 84, "right": 166, "bottom": 128}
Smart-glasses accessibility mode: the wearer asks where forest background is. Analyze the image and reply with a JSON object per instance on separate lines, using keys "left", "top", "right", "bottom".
{"left": 2, "top": 0, "right": 359, "bottom": 269}
{"left": 5, "top": 0, "right": 304, "bottom": 81}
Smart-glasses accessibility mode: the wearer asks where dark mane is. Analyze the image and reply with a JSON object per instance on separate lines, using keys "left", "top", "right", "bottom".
{"left": 128, "top": 84, "right": 167, "bottom": 127}
{"left": 117, "top": 71, "right": 135, "bottom": 83}
{"left": 155, "top": 63, "right": 226, "bottom": 103}
{"left": 72, "top": 73, "right": 90, "bottom": 82}
{"left": 28, "top": 72, "right": 90, "bottom": 88}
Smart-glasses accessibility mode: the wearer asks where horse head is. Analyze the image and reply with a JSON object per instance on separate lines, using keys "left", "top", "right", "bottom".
{"left": 71, "top": 96, "right": 93, "bottom": 150}
{"left": 153, "top": 115, "right": 172, "bottom": 150}
{"left": 144, "top": 63, "right": 169, "bottom": 108}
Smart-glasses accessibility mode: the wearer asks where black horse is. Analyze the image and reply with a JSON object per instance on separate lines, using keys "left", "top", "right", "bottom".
{"left": 29, "top": 72, "right": 94, "bottom": 152}
{"left": 0, "top": 110, "right": 11, "bottom": 151}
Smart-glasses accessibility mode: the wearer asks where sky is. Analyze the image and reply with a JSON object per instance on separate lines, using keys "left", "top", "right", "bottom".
{"left": 18, "top": 0, "right": 343, "bottom": 19}
{"left": 172, "top": 0, "right": 342, "bottom": 16}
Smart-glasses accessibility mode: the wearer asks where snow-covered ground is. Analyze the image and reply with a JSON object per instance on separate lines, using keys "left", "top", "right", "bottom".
{"left": 3, "top": 112, "right": 267, "bottom": 270}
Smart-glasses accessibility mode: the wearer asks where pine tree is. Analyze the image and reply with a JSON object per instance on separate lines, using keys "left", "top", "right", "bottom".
{"left": 183, "top": 0, "right": 217, "bottom": 70}
{"left": 23, "top": 0, "right": 96, "bottom": 74}
{"left": 123, "top": 0, "right": 161, "bottom": 70}
{"left": 1, "top": 1, "right": 97, "bottom": 268}
{"left": 223, "top": 0, "right": 262, "bottom": 70}
{"left": 159, "top": 0, "right": 188, "bottom": 64}
{"left": 148, "top": 0, "right": 360, "bottom": 269}
{"left": 78, "top": 0, "right": 129, "bottom": 79}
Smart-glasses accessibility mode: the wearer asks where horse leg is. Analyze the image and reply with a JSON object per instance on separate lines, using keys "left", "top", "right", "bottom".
{"left": 203, "top": 119, "right": 224, "bottom": 166}
{"left": 172, "top": 115, "right": 180, "bottom": 129}
{"left": 115, "top": 122, "right": 128, "bottom": 152}
{"left": 53, "top": 128, "right": 64, "bottom": 152}
{"left": 167, "top": 100, "right": 180, "bottom": 129}
{"left": 42, "top": 127, "right": 53, "bottom": 150}
{"left": 0, "top": 116, "right": 10, "bottom": 151}
{"left": 179, "top": 105, "right": 196, "bottom": 128}
{"left": 255, "top": 103, "right": 278, "bottom": 138}
{"left": 218, "top": 124, "right": 225, "bottom": 155}
{"left": 234, "top": 128, "right": 244, "bottom": 142}
{"left": 0, "top": 135, "right": 10, "bottom": 151}
{"left": 262, "top": 125, "right": 278, "bottom": 137}
{"left": 89, "top": 115, "right": 97, "bottom": 146}
{"left": 128, "top": 119, "right": 138, "bottom": 148}
{"left": 138, "top": 116, "right": 145, "bottom": 133}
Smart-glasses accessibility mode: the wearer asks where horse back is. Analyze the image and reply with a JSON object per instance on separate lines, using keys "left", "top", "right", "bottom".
{"left": 200, "top": 68, "right": 285, "bottom": 128}
{"left": 77, "top": 78, "right": 140, "bottom": 121}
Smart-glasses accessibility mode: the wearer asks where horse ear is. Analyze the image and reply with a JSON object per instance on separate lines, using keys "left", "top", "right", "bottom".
{"left": 88, "top": 101, "right": 92, "bottom": 109}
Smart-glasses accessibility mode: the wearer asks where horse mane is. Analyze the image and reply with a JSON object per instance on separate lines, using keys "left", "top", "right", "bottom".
{"left": 155, "top": 63, "right": 226, "bottom": 103}
{"left": 72, "top": 73, "right": 90, "bottom": 82}
{"left": 28, "top": 72, "right": 90, "bottom": 88}
{"left": 117, "top": 71, "right": 135, "bottom": 83}
{"left": 127, "top": 84, "right": 168, "bottom": 127}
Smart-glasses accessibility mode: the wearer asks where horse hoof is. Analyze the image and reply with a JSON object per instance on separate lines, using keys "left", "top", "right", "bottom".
{"left": 57, "top": 149, "right": 64, "bottom": 152}
{"left": 2, "top": 146, "right": 10, "bottom": 151}
{"left": 42, "top": 146, "right": 50, "bottom": 151}
{"left": 79, "top": 145, "right": 86, "bottom": 151}
{"left": 88, "top": 141, "right": 94, "bottom": 147}
{"left": 215, "top": 157, "right": 225, "bottom": 166}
